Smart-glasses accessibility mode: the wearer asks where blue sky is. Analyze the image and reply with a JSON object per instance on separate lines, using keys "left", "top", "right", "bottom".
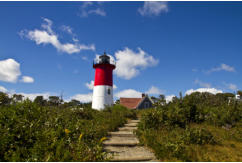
{"left": 0, "top": 1, "right": 242, "bottom": 102}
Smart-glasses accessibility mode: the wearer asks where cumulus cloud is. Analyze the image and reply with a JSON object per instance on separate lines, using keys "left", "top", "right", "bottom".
{"left": 85, "top": 80, "right": 117, "bottom": 90}
{"left": 114, "top": 48, "right": 158, "bottom": 80}
{"left": 194, "top": 79, "right": 211, "bottom": 88}
{"left": 20, "top": 76, "right": 34, "bottom": 83}
{"left": 165, "top": 94, "right": 175, "bottom": 103}
{"left": 0, "top": 58, "right": 21, "bottom": 83}
{"left": 138, "top": 1, "right": 168, "bottom": 16}
{"left": 145, "top": 86, "right": 164, "bottom": 95}
{"left": 185, "top": 88, "right": 223, "bottom": 95}
{"left": 223, "top": 82, "right": 237, "bottom": 91}
{"left": 20, "top": 18, "right": 95, "bottom": 54}
{"left": 0, "top": 86, "right": 8, "bottom": 93}
{"left": 115, "top": 89, "right": 142, "bottom": 98}
{"left": 79, "top": 2, "right": 106, "bottom": 17}
{"left": 206, "top": 63, "right": 235, "bottom": 74}
{"left": 70, "top": 93, "right": 93, "bottom": 103}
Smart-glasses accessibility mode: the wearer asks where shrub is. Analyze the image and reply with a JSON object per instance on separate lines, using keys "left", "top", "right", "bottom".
{"left": 181, "top": 127, "right": 217, "bottom": 145}
{"left": 0, "top": 102, "right": 134, "bottom": 161}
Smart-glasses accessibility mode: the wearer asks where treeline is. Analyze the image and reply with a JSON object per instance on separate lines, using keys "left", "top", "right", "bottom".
{"left": 136, "top": 91, "right": 242, "bottom": 161}
{"left": 0, "top": 93, "right": 136, "bottom": 161}
{"left": 0, "top": 92, "right": 89, "bottom": 108}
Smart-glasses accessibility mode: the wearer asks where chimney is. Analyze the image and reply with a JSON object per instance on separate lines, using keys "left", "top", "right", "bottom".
{"left": 142, "top": 93, "right": 146, "bottom": 98}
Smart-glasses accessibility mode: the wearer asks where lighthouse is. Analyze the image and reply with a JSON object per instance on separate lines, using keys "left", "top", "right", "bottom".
{"left": 92, "top": 52, "right": 116, "bottom": 110}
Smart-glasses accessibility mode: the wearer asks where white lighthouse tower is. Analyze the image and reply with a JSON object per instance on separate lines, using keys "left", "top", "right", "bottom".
{"left": 92, "top": 52, "right": 116, "bottom": 110}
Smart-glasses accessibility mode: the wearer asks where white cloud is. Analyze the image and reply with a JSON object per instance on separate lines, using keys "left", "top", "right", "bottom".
{"left": 185, "top": 88, "right": 223, "bottom": 95}
{"left": 88, "top": 8, "right": 106, "bottom": 16}
{"left": 115, "top": 89, "right": 142, "bottom": 98}
{"left": 146, "top": 86, "right": 164, "bottom": 95}
{"left": 114, "top": 48, "right": 158, "bottom": 80}
{"left": 85, "top": 80, "right": 117, "bottom": 90}
{"left": 7, "top": 90, "right": 53, "bottom": 101}
{"left": 61, "top": 25, "right": 73, "bottom": 35}
{"left": 0, "top": 58, "right": 21, "bottom": 83}
{"left": 79, "top": 2, "right": 106, "bottom": 17}
{"left": 70, "top": 93, "right": 93, "bottom": 103}
{"left": 0, "top": 86, "right": 8, "bottom": 93}
{"left": 228, "top": 84, "right": 237, "bottom": 91}
{"left": 20, "top": 76, "right": 34, "bottom": 83}
{"left": 165, "top": 94, "right": 175, "bottom": 103}
{"left": 18, "top": 92, "right": 52, "bottom": 101}
{"left": 207, "top": 63, "right": 235, "bottom": 74}
{"left": 223, "top": 82, "right": 237, "bottom": 91}
{"left": 138, "top": 1, "right": 168, "bottom": 16}
{"left": 20, "top": 18, "right": 95, "bottom": 54}
{"left": 60, "top": 25, "right": 79, "bottom": 43}
{"left": 194, "top": 79, "right": 211, "bottom": 88}
{"left": 85, "top": 80, "right": 94, "bottom": 90}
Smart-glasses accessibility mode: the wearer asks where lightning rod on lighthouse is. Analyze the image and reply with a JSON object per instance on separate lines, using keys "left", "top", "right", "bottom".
{"left": 92, "top": 52, "right": 116, "bottom": 110}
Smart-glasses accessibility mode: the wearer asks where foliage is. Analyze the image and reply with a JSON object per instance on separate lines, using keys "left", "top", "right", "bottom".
{"left": 136, "top": 92, "right": 242, "bottom": 161}
{"left": 0, "top": 92, "right": 11, "bottom": 106}
{"left": 181, "top": 127, "right": 217, "bottom": 145}
{"left": 0, "top": 99, "right": 133, "bottom": 161}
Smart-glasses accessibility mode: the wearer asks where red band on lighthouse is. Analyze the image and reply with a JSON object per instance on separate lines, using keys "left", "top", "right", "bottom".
{"left": 94, "top": 64, "right": 115, "bottom": 86}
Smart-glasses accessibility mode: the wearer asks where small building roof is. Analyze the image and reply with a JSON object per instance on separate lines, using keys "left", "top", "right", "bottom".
{"left": 120, "top": 97, "right": 143, "bottom": 109}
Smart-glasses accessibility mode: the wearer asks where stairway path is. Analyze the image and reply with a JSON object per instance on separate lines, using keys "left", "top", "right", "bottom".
{"left": 103, "top": 119, "right": 157, "bottom": 162}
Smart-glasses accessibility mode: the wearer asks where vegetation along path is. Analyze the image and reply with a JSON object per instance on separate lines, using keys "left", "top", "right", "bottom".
{"left": 103, "top": 119, "right": 157, "bottom": 161}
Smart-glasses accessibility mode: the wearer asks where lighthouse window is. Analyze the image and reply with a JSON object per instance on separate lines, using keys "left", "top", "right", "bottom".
{"left": 107, "top": 88, "right": 111, "bottom": 95}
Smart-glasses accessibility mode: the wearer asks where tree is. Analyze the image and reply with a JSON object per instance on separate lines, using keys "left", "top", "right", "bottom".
{"left": 172, "top": 96, "right": 179, "bottom": 103}
{"left": 159, "top": 94, "right": 166, "bottom": 105}
{"left": 115, "top": 99, "right": 120, "bottom": 104}
{"left": 12, "top": 94, "right": 23, "bottom": 103}
{"left": 0, "top": 92, "right": 11, "bottom": 106}
{"left": 179, "top": 91, "right": 183, "bottom": 100}
{"left": 34, "top": 96, "right": 46, "bottom": 106}
{"left": 237, "top": 90, "right": 242, "bottom": 96}
{"left": 48, "top": 96, "right": 61, "bottom": 106}
{"left": 69, "top": 99, "right": 81, "bottom": 106}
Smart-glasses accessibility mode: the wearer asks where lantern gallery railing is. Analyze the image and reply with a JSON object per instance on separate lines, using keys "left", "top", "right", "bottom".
{"left": 93, "top": 55, "right": 116, "bottom": 66}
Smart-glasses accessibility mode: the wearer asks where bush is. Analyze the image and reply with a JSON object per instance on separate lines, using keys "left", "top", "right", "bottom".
{"left": 0, "top": 102, "right": 134, "bottom": 161}
{"left": 181, "top": 127, "right": 217, "bottom": 145}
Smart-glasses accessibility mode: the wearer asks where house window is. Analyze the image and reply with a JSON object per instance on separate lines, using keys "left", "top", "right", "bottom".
{"left": 107, "top": 88, "right": 111, "bottom": 95}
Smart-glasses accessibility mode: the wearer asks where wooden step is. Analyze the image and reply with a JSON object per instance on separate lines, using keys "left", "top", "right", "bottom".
{"left": 105, "top": 146, "right": 156, "bottom": 162}
{"left": 119, "top": 126, "right": 138, "bottom": 131}
{"left": 103, "top": 136, "right": 139, "bottom": 146}
{"left": 111, "top": 156, "right": 154, "bottom": 162}
{"left": 129, "top": 120, "right": 140, "bottom": 123}
{"left": 125, "top": 123, "right": 138, "bottom": 127}
{"left": 108, "top": 131, "right": 135, "bottom": 137}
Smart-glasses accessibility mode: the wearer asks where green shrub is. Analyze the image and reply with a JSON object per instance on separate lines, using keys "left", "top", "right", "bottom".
{"left": 0, "top": 102, "right": 134, "bottom": 161}
{"left": 181, "top": 127, "right": 217, "bottom": 145}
